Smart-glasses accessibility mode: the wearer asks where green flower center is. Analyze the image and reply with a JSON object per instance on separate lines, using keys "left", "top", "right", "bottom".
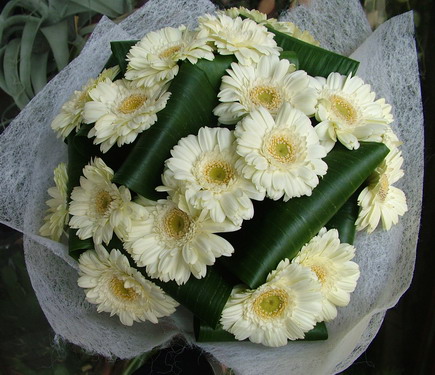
{"left": 118, "top": 94, "right": 147, "bottom": 114}
{"left": 330, "top": 95, "right": 357, "bottom": 124}
{"left": 204, "top": 160, "right": 234, "bottom": 185}
{"left": 159, "top": 45, "right": 182, "bottom": 59}
{"left": 95, "top": 190, "right": 113, "bottom": 216}
{"left": 110, "top": 277, "right": 138, "bottom": 301}
{"left": 267, "top": 135, "right": 296, "bottom": 164}
{"left": 164, "top": 208, "right": 191, "bottom": 239}
{"left": 250, "top": 85, "right": 282, "bottom": 111}
{"left": 253, "top": 288, "right": 288, "bottom": 318}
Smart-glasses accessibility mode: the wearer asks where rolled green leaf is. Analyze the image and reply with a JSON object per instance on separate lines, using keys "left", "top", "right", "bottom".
{"left": 269, "top": 27, "right": 359, "bottom": 77}
{"left": 194, "top": 319, "right": 328, "bottom": 342}
{"left": 109, "top": 40, "right": 138, "bottom": 73}
{"left": 279, "top": 50, "right": 299, "bottom": 70}
{"left": 220, "top": 142, "right": 389, "bottom": 289}
{"left": 114, "top": 55, "right": 235, "bottom": 199}
{"left": 151, "top": 264, "right": 236, "bottom": 329}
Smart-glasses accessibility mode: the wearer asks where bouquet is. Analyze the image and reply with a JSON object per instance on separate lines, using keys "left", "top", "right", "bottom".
{"left": 0, "top": 0, "right": 423, "bottom": 373}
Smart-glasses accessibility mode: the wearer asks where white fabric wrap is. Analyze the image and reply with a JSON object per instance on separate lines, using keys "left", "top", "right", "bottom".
{"left": 0, "top": 0, "right": 423, "bottom": 373}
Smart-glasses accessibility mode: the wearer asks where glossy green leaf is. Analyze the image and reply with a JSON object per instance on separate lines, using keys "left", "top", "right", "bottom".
{"left": 110, "top": 40, "right": 138, "bottom": 73}
{"left": 194, "top": 319, "right": 328, "bottom": 342}
{"left": 220, "top": 142, "right": 389, "bottom": 289}
{"left": 151, "top": 265, "right": 236, "bottom": 329}
{"left": 114, "top": 55, "right": 236, "bottom": 199}
{"left": 269, "top": 27, "right": 359, "bottom": 77}
{"left": 279, "top": 50, "right": 299, "bottom": 70}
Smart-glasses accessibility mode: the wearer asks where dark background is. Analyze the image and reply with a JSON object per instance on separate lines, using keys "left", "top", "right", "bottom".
{"left": 0, "top": 0, "right": 433, "bottom": 374}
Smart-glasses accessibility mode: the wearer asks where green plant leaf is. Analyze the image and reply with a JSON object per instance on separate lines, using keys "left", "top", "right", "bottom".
{"left": 219, "top": 142, "right": 389, "bottom": 289}
{"left": 151, "top": 264, "right": 236, "bottom": 329}
{"left": 109, "top": 40, "right": 138, "bottom": 73}
{"left": 30, "top": 51, "right": 49, "bottom": 94}
{"left": 279, "top": 50, "right": 299, "bottom": 69}
{"left": 269, "top": 27, "right": 360, "bottom": 77}
{"left": 113, "top": 55, "right": 236, "bottom": 199}
{"left": 41, "top": 20, "right": 69, "bottom": 71}
{"left": 194, "top": 319, "right": 328, "bottom": 342}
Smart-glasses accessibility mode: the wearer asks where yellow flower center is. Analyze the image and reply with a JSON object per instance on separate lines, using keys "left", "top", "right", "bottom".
{"left": 203, "top": 160, "right": 234, "bottom": 185}
{"left": 253, "top": 288, "right": 288, "bottom": 319}
{"left": 250, "top": 85, "right": 282, "bottom": 111}
{"left": 164, "top": 208, "right": 191, "bottom": 239}
{"left": 378, "top": 174, "right": 389, "bottom": 201}
{"left": 118, "top": 94, "right": 147, "bottom": 114}
{"left": 267, "top": 135, "right": 296, "bottom": 164}
{"left": 311, "top": 265, "right": 327, "bottom": 285}
{"left": 110, "top": 277, "right": 138, "bottom": 301}
{"left": 330, "top": 95, "right": 357, "bottom": 125}
{"left": 95, "top": 190, "right": 113, "bottom": 216}
{"left": 159, "top": 45, "right": 182, "bottom": 59}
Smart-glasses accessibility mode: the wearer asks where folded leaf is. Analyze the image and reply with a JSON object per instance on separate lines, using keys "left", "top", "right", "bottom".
{"left": 269, "top": 27, "right": 359, "bottom": 77}
{"left": 220, "top": 142, "right": 389, "bottom": 289}
{"left": 114, "top": 55, "right": 235, "bottom": 199}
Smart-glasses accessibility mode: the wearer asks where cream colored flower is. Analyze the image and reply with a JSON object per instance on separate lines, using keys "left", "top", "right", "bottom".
{"left": 160, "top": 127, "right": 263, "bottom": 225}
{"left": 313, "top": 73, "right": 392, "bottom": 152}
{"left": 78, "top": 245, "right": 178, "bottom": 326}
{"left": 39, "top": 163, "right": 69, "bottom": 241}
{"left": 220, "top": 263, "right": 322, "bottom": 347}
{"left": 291, "top": 228, "right": 360, "bottom": 321}
{"left": 265, "top": 19, "right": 320, "bottom": 46}
{"left": 235, "top": 104, "right": 328, "bottom": 201}
{"left": 51, "top": 66, "right": 120, "bottom": 139}
{"left": 219, "top": 7, "right": 267, "bottom": 23}
{"left": 214, "top": 55, "right": 316, "bottom": 124}
{"left": 124, "top": 198, "right": 239, "bottom": 285}
{"left": 125, "top": 25, "right": 214, "bottom": 88}
{"left": 356, "top": 147, "right": 407, "bottom": 233}
{"left": 83, "top": 78, "right": 170, "bottom": 153}
{"left": 198, "top": 13, "right": 280, "bottom": 66}
{"left": 69, "top": 157, "right": 141, "bottom": 245}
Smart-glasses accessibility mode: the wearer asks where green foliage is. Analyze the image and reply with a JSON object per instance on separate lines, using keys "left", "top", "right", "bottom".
{"left": 0, "top": 0, "right": 136, "bottom": 110}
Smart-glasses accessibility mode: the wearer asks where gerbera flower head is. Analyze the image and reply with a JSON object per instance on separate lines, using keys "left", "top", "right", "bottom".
{"left": 220, "top": 263, "right": 322, "bottom": 347}
{"left": 265, "top": 19, "right": 320, "bottom": 46}
{"left": 235, "top": 104, "right": 328, "bottom": 201}
{"left": 124, "top": 198, "right": 239, "bottom": 285}
{"left": 198, "top": 13, "right": 280, "bottom": 66}
{"left": 214, "top": 55, "right": 317, "bottom": 124}
{"left": 39, "top": 163, "right": 69, "bottom": 241}
{"left": 356, "top": 147, "right": 407, "bottom": 233}
{"left": 83, "top": 78, "right": 170, "bottom": 153}
{"left": 51, "top": 66, "right": 120, "bottom": 139}
{"left": 78, "top": 245, "right": 178, "bottom": 326}
{"left": 125, "top": 25, "right": 214, "bottom": 88}
{"left": 69, "top": 157, "right": 141, "bottom": 245}
{"left": 313, "top": 72, "right": 393, "bottom": 151}
{"left": 219, "top": 7, "right": 267, "bottom": 23}
{"left": 160, "top": 127, "right": 263, "bottom": 225}
{"left": 291, "top": 228, "right": 360, "bottom": 321}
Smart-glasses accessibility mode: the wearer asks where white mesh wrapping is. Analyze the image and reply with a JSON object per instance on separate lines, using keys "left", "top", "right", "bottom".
{"left": 0, "top": 0, "right": 423, "bottom": 373}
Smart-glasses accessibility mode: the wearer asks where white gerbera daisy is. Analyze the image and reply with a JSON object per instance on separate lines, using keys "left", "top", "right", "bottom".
{"left": 313, "top": 73, "right": 392, "bottom": 152}
{"left": 265, "top": 19, "right": 320, "bottom": 46}
{"left": 291, "top": 228, "right": 360, "bottom": 321}
{"left": 214, "top": 55, "right": 317, "bottom": 124}
{"left": 69, "top": 157, "right": 141, "bottom": 245}
{"left": 235, "top": 104, "right": 328, "bottom": 201}
{"left": 219, "top": 7, "right": 267, "bottom": 23}
{"left": 78, "top": 245, "right": 178, "bottom": 326}
{"left": 39, "top": 163, "right": 69, "bottom": 241}
{"left": 198, "top": 14, "right": 280, "bottom": 66}
{"left": 124, "top": 198, "right": 239, "bottom": 285}
{"left": 160, "top": 127, "right": 263, "bottom": 225}
{"left": 83, "top": 78, "right": 170, "bottom": 153}
{"left": 220, "top": 263, "right": 322, "bottom": 347}
{"left": 125, "top": 25, "right": 214, "bottom": 88}
{"left": 356, "top": 147, "right": 407, "bottom": 233}
{"left": 51, "top": 66, "right": 120, "bottom": 139}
